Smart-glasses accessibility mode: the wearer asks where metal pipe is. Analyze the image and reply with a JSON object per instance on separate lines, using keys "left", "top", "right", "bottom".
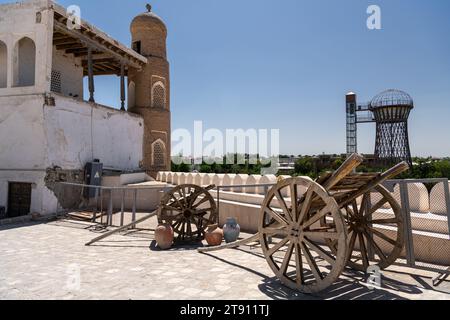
{"left": 107, "top": 189, "right": 113, "bottom": 226}
{"left": 92, "top": 187, "right": 98, "bottom": 223}
{"left": 399, "top": 180, "right": 415, "bottom": 267}
{"left": 132, "top": 189, "right": 137, "bottom": 229}
{"left": 120, "top": 189, "right": 125, "bottom": 227}
{"left": 88, "top": 46, "right": 95, "bottom": 102}
{"left": 443, "top": 180, "right": 450, "bottom": 241}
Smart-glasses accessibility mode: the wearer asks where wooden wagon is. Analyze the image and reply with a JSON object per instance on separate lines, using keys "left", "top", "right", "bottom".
{"left": 183, "top": 153, "right": 408, "bottom": 293}
{"left": 87, "top": 153, "right": 409, "bottom": 294}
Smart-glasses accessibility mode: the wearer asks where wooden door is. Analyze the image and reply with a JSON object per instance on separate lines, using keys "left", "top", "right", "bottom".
{"left": 7, "top": 182, "right": 32, "bottom": 218}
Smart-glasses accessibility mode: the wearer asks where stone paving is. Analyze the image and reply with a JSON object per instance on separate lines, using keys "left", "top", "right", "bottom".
{"left": 0, "top": 217, "right": 449, "bottom": 300}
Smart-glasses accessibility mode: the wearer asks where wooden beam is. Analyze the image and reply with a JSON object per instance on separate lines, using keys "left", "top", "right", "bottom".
{"left": 97, "top": 63, "right": 117, "bottom": 71}
{"left": 83, "top": 70, "right": 121, "bottom": 76}
{"left": 56, "top": 43, "right": 84, "bottom": 50}
{"left": 65, "top": 47, "right": 90, "bottom": 54}
{"left": 120, "top": 63, "right": 125, "bottom": 111}
{"left": 88, "top": 46, "right": 95, "bottom": 103}
{"left": 74, "top": 50, "right": 103, "bottom": 57}
{"left": 54, "top": 20, "right": 144, "bottom": 69}
{"left": 81, "top": 58, "right": 116, "bottom": 66}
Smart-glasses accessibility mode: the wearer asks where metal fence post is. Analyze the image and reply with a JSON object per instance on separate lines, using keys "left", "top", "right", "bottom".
{"left": 120, "top": 189, "right": 125, "bottom": 227}
{"left": 263, "top": 185, "right": 272, "bottom": 244}
{"left": 100, "top": 188, "right": 104, "bottom": 225}
{"left": 442, "top": 180, "right": 450, "bottom": 240}
{"left": 107, "top": 189, "right": 113, "bottom": 226}
{"left": 132, "top": 189, "right": 137, "bottom": 229}
{"left": 366, "top": 191, "right": 375, "bottom": 260}
{"left": 216, "top": 187, "right": 220, "bottom": 224}
{"left": 92, "top": 187, "right": 98, "bottom": 223}
{"left": 399, "top": 180, "right": 415, "bottom": 267}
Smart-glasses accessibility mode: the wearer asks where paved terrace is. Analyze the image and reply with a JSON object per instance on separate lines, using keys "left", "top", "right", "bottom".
{"left": 0, "top": 217, "right": 449, "bottom": 300}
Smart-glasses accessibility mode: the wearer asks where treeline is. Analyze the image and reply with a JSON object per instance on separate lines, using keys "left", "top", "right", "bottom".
{"left": 171, "top": 154, "right": 271, "bottom": 175}
{"left": 293, "top": 156, "right": 450, "bottom": 179}
{"left": 171, "top": 154, "right": 450, "bottom": 179}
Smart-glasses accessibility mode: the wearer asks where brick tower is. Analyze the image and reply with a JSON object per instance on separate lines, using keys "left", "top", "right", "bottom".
{"left": 128, "top": 4, "right": 171, "bottom": 177}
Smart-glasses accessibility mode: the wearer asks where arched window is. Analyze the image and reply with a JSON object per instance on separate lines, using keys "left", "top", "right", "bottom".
{"left": 0, "top": 40, "right": 7, "bottom": 88}
{"left": 128, "top": 81, "right": 136, "bottom": 109}
{"left": 152, "top": 139, "right": 166, "bottom": 167}
{"left": 151, "top": 81, "right": 166, "bottom": 109}
{"left": 13, "top": 37, "right": 36, "bottom": 87}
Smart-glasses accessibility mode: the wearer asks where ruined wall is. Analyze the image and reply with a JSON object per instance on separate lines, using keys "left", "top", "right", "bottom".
{"left": 44, "top": 93, "right": 144, "bottom": 170}
{"left": 0, "top": 93, "right": 144, "bottom": 215}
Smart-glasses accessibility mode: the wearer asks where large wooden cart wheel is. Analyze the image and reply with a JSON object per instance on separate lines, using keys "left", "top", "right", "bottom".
{"left": 332, "top": 185, "right": 404, "bottom": 271}
{"left": 158, "top": 184, "right": 217, "bottom": 243}
{"left": 259, "top": 177, "right": 348, "bottom": 293}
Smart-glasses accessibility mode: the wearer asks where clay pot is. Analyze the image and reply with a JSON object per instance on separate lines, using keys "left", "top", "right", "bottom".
{"left": 223, "top": 217, "right": 240, "bottom": 243}
{"left": 155, "top": 224, "right": 174, "bottom": 250}
{"left": 205, "top": 224, "right": 223, "bottom": 246}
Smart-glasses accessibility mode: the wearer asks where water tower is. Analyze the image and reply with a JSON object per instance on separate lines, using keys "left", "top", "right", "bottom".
{"left": 371, "top": 89, "right": 414, "bottom": 165}
{"left": 345, "top": 89, "right": 414, "bottom": 166}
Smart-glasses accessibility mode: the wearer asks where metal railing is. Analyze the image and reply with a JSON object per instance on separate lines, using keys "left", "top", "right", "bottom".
{"left": 212, "top": 179, "right": 450, "bottom": 283}
{"left": 55, "top": 178, "right": 449, "bottom": 283}
{"left": 383, "top": 178, "right": 450, "bottom": 283}
{"left": 55, "top": 182, "right": 170, "bottom": 228}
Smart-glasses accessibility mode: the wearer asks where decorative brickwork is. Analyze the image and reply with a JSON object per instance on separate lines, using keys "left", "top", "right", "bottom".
{"left": 128, "top": 7, "right": 171, "bottom": 177}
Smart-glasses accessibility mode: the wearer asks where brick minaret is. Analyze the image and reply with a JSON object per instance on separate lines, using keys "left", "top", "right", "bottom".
{"left": 128, "top": 4, "right": 171, "bottom": 177}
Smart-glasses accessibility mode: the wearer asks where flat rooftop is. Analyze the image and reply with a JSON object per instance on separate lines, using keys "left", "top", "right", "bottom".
{"left": 0, "top": 218, "right": 449, "bottom": 300}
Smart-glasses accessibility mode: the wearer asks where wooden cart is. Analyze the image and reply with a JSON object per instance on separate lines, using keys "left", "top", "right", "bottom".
{"left": 196, "top": 154, "right": 409, "bottom": 293}
{"left": 87, "top": 153, "right": 409, "bottom": 293}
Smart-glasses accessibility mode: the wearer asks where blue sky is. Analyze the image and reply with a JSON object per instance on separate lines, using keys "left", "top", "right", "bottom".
{"left": 7, "top": 0, "right": 450, "bottom": 157}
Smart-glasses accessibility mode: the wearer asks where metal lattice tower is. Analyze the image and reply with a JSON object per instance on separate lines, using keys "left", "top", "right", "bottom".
{"left": 346, "top": 93, "right": 357, "bottom": 155}
{"left": 345, "top": 89, "right": 413, "bottom": 166}
{"left": 371, "top": 89, "right": 414, "bottom": 166}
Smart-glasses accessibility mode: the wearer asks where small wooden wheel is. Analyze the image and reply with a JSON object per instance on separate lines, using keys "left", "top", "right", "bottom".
{"left": 158, "top": 184, "right": 217, "bottom": 243}
{"left": 259, "top": 177, "right": 348, "bottom": 293}
{"left": 336, "top": 185, "right": 404, "bottom": 271}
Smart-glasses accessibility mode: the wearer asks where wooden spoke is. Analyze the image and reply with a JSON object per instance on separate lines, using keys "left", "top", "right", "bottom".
{"left": 367, "top": 226, "right": 397, "bottom": 246}
{"left": 290, "top": 182, "right": 299, "bottom": 223}
{"left": 194, "top": 207, "right": 212, "bottom": 216}
{"left": 351, "top": 200, "right": 359, "bottom": 217}
{"left": 302, "top": 205, "right": 332, "bottom": 229}
{"left": 369, "top": 197, "right": 389, "bottom": 216}
{"left": 261, "top": 226, "right": 288, "bottom": 237}
{"left": 171, "top": 194, "right": 184, "bottom": 210}
{"left": 295, "top": 243, "right": 304, "bottom": 285}
{"left": 179, "top": 187, "right": 188, "bottom": 206}
{"left": 363, "top": 230, "right": 388, "bottom": 263}
{"left": 191, "top": 196, "right": 210, "bottom": 209}
{"left": 279, "top": 242, "right": 294, "bottom": 276}
{"left": 162, "top": 204, "right": 182, "bottom": 212}
{"left": 301, "top": 242, "right": 323, "bottom": 282}
{"left": 347, "top": 231, "right": 357, "bottom": 258}
{"left": 358, "top": 233, "right": 369, "bottom": 270}
{"left": 267, "top": 238, "right": 290, "bottom": 257}
{"left": 369, "top": 218, "right": 399, "bottom": 225}
{"left": 275, "top": 190, "right": 292, "bottom": 222}
{"left": 303, "top": 237, "right": 336, "bottom": 265}
{"left": 172, "top": 220, "right": 182, "bottom": 230}
{"left": 264, "top": 207, "right": 289, "bottom": 226}
{"left": 303, "top": 231, "right": 340, "bottom": 241}
{"left": 298, "top": 187, "right": 314, "bottom": 225}
{"left": 359, "top": 193, "right": 369, "bottom": 216}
